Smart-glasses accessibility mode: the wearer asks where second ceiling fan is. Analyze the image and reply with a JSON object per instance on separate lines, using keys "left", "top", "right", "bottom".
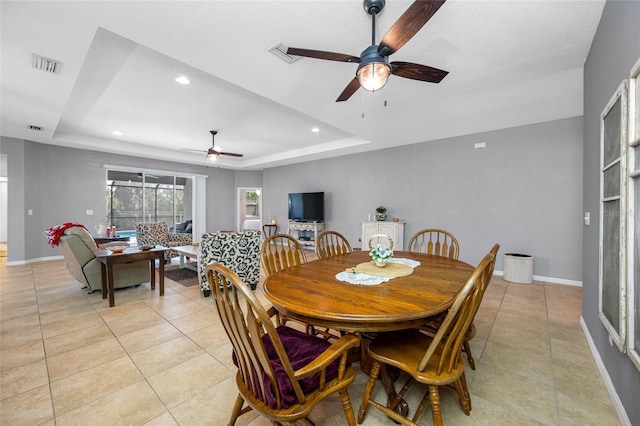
{"left": 287, "top": 0, "right": 449, "bottom": 102}
{"left": 184, "top": 130, "right": 243, "bottom": 161}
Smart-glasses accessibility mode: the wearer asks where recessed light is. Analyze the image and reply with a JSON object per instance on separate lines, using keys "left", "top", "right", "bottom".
{"left": 112, "top": 131, "right": 123, "bottom": 136}
{"left": 175, "top": 76, "right": 190, "bottom": 85}
{"left": 311, "top": 127, "right": 320, "bottom": 133}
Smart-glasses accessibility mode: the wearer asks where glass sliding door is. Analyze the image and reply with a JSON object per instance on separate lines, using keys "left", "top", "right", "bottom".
{"left": 107, "top": 170, "right": 188, "bottom": 233}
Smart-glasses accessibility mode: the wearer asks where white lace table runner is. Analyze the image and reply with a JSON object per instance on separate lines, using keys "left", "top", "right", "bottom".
{"left": 335, "top": 258, "right": 421, "bottom": 285}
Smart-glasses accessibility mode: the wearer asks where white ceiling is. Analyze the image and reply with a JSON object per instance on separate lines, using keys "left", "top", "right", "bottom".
{"left": 0, "top": 0, "right": 605, "bottom": 170}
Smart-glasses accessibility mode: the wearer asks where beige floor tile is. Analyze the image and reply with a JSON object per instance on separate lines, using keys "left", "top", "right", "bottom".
{"left": 556, "top": 390, "right": 620, "bottom": 425}
{"left": 0, "top": 314, "right": 43, "bottom": 350}
{"left": 144, "top": 411, "right": 180, "bottom": 425}
{"left": 147, "top": 353, "right": 233, "bottom": 409}
{"left": 103, "top": 307, "right": 167, "bottom": 337}
{"left": 1, "top": 340, "right": 45, "bottom": 371}
{"left": 50, "top": 357, "right": 144, "bottom": 415}
{"left": 170, "top": 377, "right": 260, "bottom": 426}
{"left": 117, "top": 322, "right": 183, "bottom": 354}
{"left": 0, "top": 359, "right": 49, "bottom": 399}
{"left": 40, "top": 311, "right": 105, "bottom": 339}
{"left": 186, "top": 322, "right": 230, "bottom": 351}
{"left": 0, "top": 384, "right": 54, "bottom": 426}
{"left": 152, "top": 299, "right": 209, "bottom": 321}
{"left": 55, "top": 381, "right": 167, "bottom": 426}
{"left": 130, "top": 335, "right": 205, "bottom": 376}
{"left": 480, "top": 340, "right": 554, "bottom": 385}
{"left": 488, "top": 322, "right": 550, "bottom": 355}
{"left": 471, "top": 362, "right": 558, "bottom": 425}
{"left": 43, "top": 323, "right": 114, "bottom": 357}
{"left": 47, "top": 337, "right": 128, "bottom": 381}
{"left": 169, "top": 309, "right": 221, "bottom": 334}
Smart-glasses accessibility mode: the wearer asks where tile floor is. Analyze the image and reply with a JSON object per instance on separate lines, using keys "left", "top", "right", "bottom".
{"left": 0, "top": 253, "right": 621, "bottom": 425}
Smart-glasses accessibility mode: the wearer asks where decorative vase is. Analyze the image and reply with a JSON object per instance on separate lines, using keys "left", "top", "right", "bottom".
{"left": 375, "top": 213, "right": 387, "bottom": 221}
{"left": 375, "top": 260, "right": 387, "bottom": 268}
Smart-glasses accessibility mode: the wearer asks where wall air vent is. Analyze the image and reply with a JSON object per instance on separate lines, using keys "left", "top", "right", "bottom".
{"left": 268, "top": 43, "right": 301, "bottom": 64}
{"left": 28, "top": 125, "right": 43, "bottom": 131}
{"left": 32, "top": 54, "right": 61, "bottom": 74}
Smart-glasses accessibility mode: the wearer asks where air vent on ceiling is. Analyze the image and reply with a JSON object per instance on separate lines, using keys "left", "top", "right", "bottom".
{"left": 268, "top": 43, "right": 301, "bottom": 64}
{"left": 32, "top": 54, "right": 61, "bottom": 74}
{"left": 28, "top": 125, "right": 43, "bottom": 131}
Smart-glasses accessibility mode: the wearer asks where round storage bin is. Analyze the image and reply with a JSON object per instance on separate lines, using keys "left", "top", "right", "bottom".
{"left": 503, "top": 253, "right": 533, "bottom": 284}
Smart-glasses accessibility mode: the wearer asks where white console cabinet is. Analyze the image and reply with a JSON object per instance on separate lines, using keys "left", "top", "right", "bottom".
{"left": 361, "top": 221, "right": 404, "bottom": 251}
{"left": 288, "top": 221, "right": 324, "bottom": 249}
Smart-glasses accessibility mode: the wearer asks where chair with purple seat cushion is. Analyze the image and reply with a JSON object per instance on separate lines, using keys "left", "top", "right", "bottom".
{"left": 205, "top": 262, "right": 360, "bottom": 425}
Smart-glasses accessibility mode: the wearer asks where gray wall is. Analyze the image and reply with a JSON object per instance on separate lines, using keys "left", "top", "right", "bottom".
{"left": 583, "top": 1, "right": 640, "bottom": 424}
{"left": 264, "top": 116, "right": 583, "bottom": 280}
{"left": 0, "top": 137, "right": 241, "bottom": 262}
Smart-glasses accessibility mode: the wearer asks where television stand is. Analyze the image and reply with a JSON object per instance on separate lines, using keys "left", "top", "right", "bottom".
{"left": 288, "top": 221, "right": 324, "bottom": 249}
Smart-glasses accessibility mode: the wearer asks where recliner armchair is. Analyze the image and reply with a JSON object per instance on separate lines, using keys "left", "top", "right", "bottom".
{"left": 57, "top": 226, "right": 150, "bottom": 292}
{"left": 135, "top": 221, "right": 193, "bottom": 261}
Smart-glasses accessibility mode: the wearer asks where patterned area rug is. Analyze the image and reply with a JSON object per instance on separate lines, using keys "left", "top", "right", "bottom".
{"left": 164, "top": 265, "right": 199, "bottom": 287}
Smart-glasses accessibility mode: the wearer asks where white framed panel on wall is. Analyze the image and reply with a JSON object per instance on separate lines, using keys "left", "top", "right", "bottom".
{"left": 627, "top": 56, "right": 640, "bottom": 370}
{"left": 599, "top": 79, "right": 629, "bottom": 352}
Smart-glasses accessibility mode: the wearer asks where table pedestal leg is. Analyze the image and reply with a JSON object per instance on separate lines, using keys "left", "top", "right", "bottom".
{"left": 360, "top": 333, "right": 409, "bottom": 418}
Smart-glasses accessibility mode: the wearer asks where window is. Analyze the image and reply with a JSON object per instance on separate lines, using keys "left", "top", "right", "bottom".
{"left": 599, "top": 56, "right": 640, "bottom": 371}
{"left": 106, "top": 170, "right": 188, "bottom": 232}
{"left": 628, "top": 58, "right": 640, "bottom": 369}
{"left": 599, "top": 80, "right": 628, "bottom": 351}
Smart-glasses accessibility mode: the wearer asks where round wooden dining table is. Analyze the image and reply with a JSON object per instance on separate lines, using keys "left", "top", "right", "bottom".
{"left": 264, "top": 250, "right": 475, "bottom": 413}
{"left": 263, "top": 250, "right": 474, "bottom": 334}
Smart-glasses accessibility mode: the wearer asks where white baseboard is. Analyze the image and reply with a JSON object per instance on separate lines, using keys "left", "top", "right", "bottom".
{"left": 5, "top": 255, "right": 63, "bottom": 266}
{"left": 493, "top": 269, "right": 582, "bottom": 287}
{"left": 580, "top": 316, "right": 631, "bottom": 426}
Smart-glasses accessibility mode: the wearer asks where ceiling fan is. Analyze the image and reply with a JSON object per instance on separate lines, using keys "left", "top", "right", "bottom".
{"left": 287, "top": 0, "right": 448, "bottom": 102}
{"left": 184, "top": 130, "right": 244, "bottom": 161}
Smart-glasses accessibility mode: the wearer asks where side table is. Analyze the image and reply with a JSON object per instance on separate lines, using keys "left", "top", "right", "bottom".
{"left": 262, "top": 223, "right": 278, "bottom": 237}
{"left": 94, "top": 246, "right": 166, "bottom": 307}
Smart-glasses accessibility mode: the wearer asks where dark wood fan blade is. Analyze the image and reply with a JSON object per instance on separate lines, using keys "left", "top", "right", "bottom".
{"left": 336, "top": 77, "right": 361, "bottom": 102}
{"left": 391, "top": 61, "right": 448, "bottom": 83}
{"left": 287, "top": 47, "right": 360, "bottom": 63}
{"left": 219, "top": 152, "right": 243, "bottom": 158}
{"left": 378, "top": 0, "right": 446, "bottom": 57}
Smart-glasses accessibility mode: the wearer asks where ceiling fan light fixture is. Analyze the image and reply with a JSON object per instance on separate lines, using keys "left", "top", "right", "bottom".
{"left": 207, "top": 151, "right": 218, "bottom": 161}
{"left": 356, "top": 45, "right": 391, "bottom": 92}
{"left": 357, "top": 62, "right": 391, "bottom": 91}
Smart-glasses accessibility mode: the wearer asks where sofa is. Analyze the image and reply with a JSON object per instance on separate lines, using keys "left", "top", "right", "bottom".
{"left": 198, "top": 230, "right": 260, "bottom": 296}
{"left": 135, "top": 221, "right": 193, "bottom": 261}
{"left": 57, "top": 226, "right": 150, "bottom": 292}
{"left": 172, "top": 219, "right": 192, "bottom": 234}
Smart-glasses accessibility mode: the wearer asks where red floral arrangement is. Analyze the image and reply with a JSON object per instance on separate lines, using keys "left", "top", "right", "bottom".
{"left": 44, "top": 222, "right": 88, "bottom": 247}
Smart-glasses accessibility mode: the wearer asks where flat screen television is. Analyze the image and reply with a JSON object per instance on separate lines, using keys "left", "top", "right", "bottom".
{"left": 288, "top": 192, "right": 324, "bottom": 222}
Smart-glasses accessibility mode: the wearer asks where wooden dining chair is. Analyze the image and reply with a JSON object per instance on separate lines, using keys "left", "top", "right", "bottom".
{"left": 316, "top": 230, "right": 353, "bottom": 259}
{"left": 367, "top": 233, "right": 394, "bottom": 251}
{"left": 261, "top": 233, "right": 307, "bottom": 277}
{"left": 358, "top": 252, "right": 495, "bottom": 426}
{"left": 420, "top": 243, "right": 499, "bottom": 371}
{"left": 205, "top": 262, "right": 360, "bottom": 426}
{"left": 261, "top": 234, "right": 314, "bottom": 332}
{"left": 408, "top": 228, "right": 460, "bottom": 259}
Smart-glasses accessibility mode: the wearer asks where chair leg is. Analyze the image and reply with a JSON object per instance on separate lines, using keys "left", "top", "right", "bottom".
{"left": 453, "top": 377, "right": 471, "bottom": 415}
{"left": 463, "top": 340, "right": 476, "bottom": 370}
{"left": 428, "top": 385, "right": 444, "bottom": 426}
{"left": 338, "top": 389, "right": 357, "bottom": 426}
{"left": 228, "top": 393, "right": 245, "bottom": 425}
{"left": 357, "top": 360, "right": 381, "bottom": 423}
